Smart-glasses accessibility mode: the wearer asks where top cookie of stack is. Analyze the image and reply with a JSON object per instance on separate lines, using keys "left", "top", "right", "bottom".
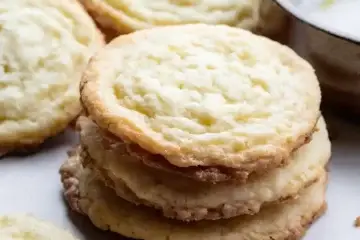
{"left": 80, "top": 24, "right": 321, "bottom": 183}
{"left": 79, "top": 0, "right": 288, "bottom": 38}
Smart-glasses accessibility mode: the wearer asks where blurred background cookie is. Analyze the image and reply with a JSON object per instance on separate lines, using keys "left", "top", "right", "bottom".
{"left": 0, "top": 214, "right": 78, "bottom": 239}
{"left": 0, "top": 0, "right": 104, "bottom": 156}
{"left": 78, "top": 0, "right": 290, "bottom": 42}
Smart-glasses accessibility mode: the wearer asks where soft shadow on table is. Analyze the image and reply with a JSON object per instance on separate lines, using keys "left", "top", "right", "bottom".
{"left": 0, "top": 128, "right": 78, "bottom": 159}
{"left": 61, "top": 194, "right": 129, "bottom": 240}
{"left": 67, "top": 211, "right": 125, "bottom": 240}
{"left": 321, "top": 106, "right": 360, "bottom": 143}
{"left": 321, "top": 107, "right": 360, "bottom": 171}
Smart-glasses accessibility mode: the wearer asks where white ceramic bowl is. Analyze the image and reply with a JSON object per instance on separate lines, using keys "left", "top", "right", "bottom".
{"left": 274, "top": 0, "right": 360, "bottom": 113}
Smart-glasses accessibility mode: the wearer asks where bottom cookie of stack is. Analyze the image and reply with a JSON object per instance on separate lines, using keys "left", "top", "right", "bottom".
{"left": 60, "top": 149, "right": 327, "bottom": 240}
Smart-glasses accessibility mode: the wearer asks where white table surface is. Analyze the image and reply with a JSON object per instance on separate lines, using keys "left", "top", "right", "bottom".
{"left": 1, "top": 112, "right": 360, "bottom": 240}
{"left": 1, "top": 24, "right": 360, "bottom": 240}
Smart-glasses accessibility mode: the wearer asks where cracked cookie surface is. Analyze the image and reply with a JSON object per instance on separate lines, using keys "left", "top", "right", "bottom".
{"left": 80, "top": 24, "right": 321, "bottom": 176}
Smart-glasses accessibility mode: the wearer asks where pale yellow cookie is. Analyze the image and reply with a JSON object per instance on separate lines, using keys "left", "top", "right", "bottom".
{"left": 0, "top": 0, "right": 104, "bottom": 155}
{"left": 60, "top": 152, "right": 327, "bottom": 240}
{"left": 78, "top": 0, "right": 288, "bottom": 37}
{"left": 79, "top": 116, "right": 330, "bottom": 221}
{"left": 80, "top": 24, "right": 321, "bottom": 176}
{"left": 0, "top": 214, "right": 78, "bottom": 239}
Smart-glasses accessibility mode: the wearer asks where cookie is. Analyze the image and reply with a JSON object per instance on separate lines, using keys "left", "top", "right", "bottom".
{"left": 80, "top": 24, "right": 321, "bottom": 180}
{"left": 0, "top": 0, "right": 104, "bottom": 156}
{"left": 78, "top": 116, "right": 330, "bottom": 221}
{"left": 60, "top": 152, "right": 327, "bottom": 240}
{"left": 78, "top": 0, "right": 288, "bottom": 37}
{"left": 0, "top": 214, "right": 78, "bottom": 239}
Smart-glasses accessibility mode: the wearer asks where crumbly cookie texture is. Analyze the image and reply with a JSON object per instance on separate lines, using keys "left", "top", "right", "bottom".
{"left": 80, "top": 24, "right": 321, "bottom": 171}
{"left": 0, "top": 214, "right": 78, "bottom": 240}
{"left": 78, "top": 0, "right": 288, "bottom": 36}
{"left": 83, "top": 119, "right": 314, "bottom": 183}
{"left": 79, "top": 116, "right": 330, "bottom": 221}
{"left": 60, "top": 152, "right": 327, "bottom": 240}
{"left": 60, "top": 146, "right": 84, "bottom": 213}
{"left": 0, "top": 0, "right": 104, "bottom": 155}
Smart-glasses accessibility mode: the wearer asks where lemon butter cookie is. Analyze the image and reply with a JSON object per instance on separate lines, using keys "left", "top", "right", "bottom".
{"left": 0, "top": 0, "right": 104, "bottom": 156}
{"left": 60, "top": 150, "right": 327, "bottom": 240}
{"left": 78, "top": 115, "right": 330, "bottom": 221}
{"left": 80, "top": 24, "right": 321, "bottom": 182}
{"left": 0, "top": 214, "right": 78, "bottom": 239}
{"left": 78, "top": 0, "right": 288, "bottom": 38}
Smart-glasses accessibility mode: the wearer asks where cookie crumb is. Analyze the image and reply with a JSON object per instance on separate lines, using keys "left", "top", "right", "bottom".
{"left": 354, "top": 216, "right": 360, "bottom": 227}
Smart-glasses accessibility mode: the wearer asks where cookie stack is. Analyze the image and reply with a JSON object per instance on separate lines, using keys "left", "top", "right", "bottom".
{"left": 60, "top": 24, "right": 331, "bottom": 240}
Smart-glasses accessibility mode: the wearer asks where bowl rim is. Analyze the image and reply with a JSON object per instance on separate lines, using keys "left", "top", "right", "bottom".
{"left": 273, "top": 0, "right": 360, "bottom": 45}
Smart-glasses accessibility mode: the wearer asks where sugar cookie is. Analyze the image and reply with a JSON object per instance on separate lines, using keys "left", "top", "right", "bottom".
{"left": 0, "top": 214, "right": 78, "bottom": 240}
{"left": 80, "top": 24, "right": 321, "bottom": 180}
{"left": 78, "top": 0, "right": 288, "bottom": 37}
{"left": 0, "top": 0, "right": 104, "bottom": 155}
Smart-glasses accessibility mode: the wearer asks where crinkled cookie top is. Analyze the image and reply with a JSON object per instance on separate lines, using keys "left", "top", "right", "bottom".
{"left": 81, "top": 24, "right": 320, "bottom": 168}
